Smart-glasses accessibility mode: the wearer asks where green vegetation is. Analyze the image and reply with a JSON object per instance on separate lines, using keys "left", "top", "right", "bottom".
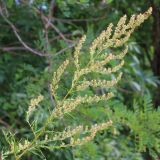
{"left": 0, "top": 1, "right": 159, "bottom": 160}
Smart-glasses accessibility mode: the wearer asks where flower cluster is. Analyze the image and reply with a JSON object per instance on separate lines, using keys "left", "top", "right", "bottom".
{"left": 4, "top": 8, "right": 151, "bottom": 159}
{"left": 74, "top": 35, "right": 86, "bottom": 69}
{"left": 70, "top": 120, "right": 113, "bottom": 146}
{"left": 52, "top": 125, "right": 84, "bottom": 141}
{"left": 47, "top": 120, "right": 113, "bottom": 148}
{"left": 18, "top": 140, "right": 31, "bottom": 151}
{"left": 53, "top": 92, "right": 114, "bottom": 118}
{"left": 77, "top": 73, "right": 122, "bottom": 91}
{"left": 26, "top": 95, "right": 44, "bottom": 121}
{"left": 47, "top": 7, "right": 152, "bottom": 149}
{"left": 50, "top": 59, "right": 69, "bottom": 92}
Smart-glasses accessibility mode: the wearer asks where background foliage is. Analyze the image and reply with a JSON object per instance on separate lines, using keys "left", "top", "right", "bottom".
{"left": 0, "top": 0, "right": 160, "bottom": 159}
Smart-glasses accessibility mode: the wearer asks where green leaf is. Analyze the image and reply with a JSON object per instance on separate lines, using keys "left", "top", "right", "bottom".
{"left": 7, "top": 0, "right": 14, "bottom": 8}
{"left": 107, "top": 0, "right": 113, "bottom": 4}
{"left": 130, "top": 81, "right": 141, "bottom": 91}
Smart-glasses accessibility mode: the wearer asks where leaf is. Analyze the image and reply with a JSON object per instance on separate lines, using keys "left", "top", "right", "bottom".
{"left": 7, "top": 0, "right": 14, "bottom": 8}
{"left": 145, "top": 78, "right": 158, "bottom": 87}
{"left": 107, "top": 0, "right": 113, "bottom": 4}
{"left": 130, "top": 81, "right": 141, "bottom": 91}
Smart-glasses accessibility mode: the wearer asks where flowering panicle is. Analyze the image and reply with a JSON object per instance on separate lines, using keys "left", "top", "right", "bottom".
{"left": 89, "top": 7, "right": 152, "bottom": 51}
{"left": 71, "top": 47, "right": 127, "bottom": 85}
{"left": 89, "top": 23, "right": 113, "bottom": 59}
{"left": 98, "top": 46, "right": 128, "bottom": 65}
{"left": 6, "top": 8, "right": 151, "bottom": 159}
{"left": 50, "top": 59, "right": 69, "bottom": 96}
{"left": 53, "top": 92, "right": 113, "bottom": 117}
{"left": 18, "top": 140, "right": 31, "bottom": 151}
{"left": 26, "top": 95, "right": 44, "bottom": 121}
{"left": 52, "top": 125, "right": 84, "bottom": 141}
{"left": 47, "top": 120, "right": 113, "bottom": 148}
{"left": 70, "top": 120, "right": 113, "bottom": 146}
{"left": 112, "top": 7, "right": 152, "bottom": 47}
{"left": 74, "top": 35, "right": 86, "bottom": 69}
{"left": 77, "top": 73, "right": 122, "bottom": 91}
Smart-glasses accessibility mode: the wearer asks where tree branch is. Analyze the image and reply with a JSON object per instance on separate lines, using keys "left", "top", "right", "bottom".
{"left": 0, "top": 6, "right": 52, "bottom": 57}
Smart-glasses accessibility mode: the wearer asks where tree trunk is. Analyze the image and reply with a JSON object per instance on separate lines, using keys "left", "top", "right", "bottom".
{"left": 150, "top": 1, "right": 160, "bottom": 108}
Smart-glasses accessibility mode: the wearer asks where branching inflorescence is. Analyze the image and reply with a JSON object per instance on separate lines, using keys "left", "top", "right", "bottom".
{"left": 3, "top": 8, "right": 152, "bottom": 160}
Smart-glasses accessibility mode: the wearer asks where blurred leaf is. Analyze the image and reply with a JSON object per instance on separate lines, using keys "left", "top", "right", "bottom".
{"left": 7, "top": 0, "right": 14, "bottom": 8}
{"left": 130, "top": 81, "right": 141, "bottom": 91}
